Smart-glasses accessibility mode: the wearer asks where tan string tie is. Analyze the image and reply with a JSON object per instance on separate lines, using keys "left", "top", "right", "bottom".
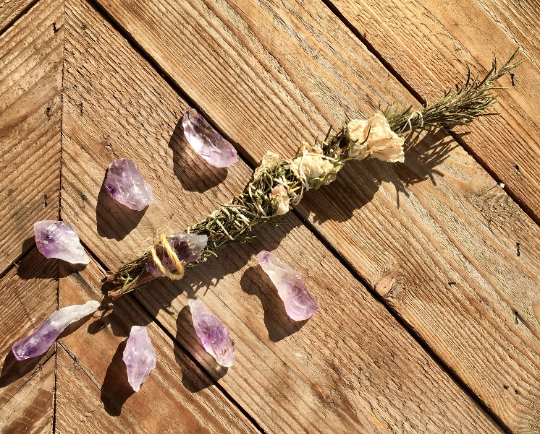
{"left": 149, "top": 233, "right": 185, "bottom": 280}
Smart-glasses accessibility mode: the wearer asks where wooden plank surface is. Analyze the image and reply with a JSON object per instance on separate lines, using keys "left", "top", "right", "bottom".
{"left": 0, "top": 356, "right": 55, "bottom": 434}
{"left": 0, "top": 0, "right": 62, "bottom": 273}
{"left": 56, "top": 257, "right": 259, "bottom": 434}
{"left": 85, "top": 0, "right": 540, "bottom": 431}
{"left": 0, "top": 248, "right": 57, "bottom": 410}
{"left": 60, "top": 0, "right": 504, "bottom": 432}
{"left": 0, "top": 0, "right": 37, "bottom": 34}
{"left": 329, "top": 0, "right": 540, "bottom": 221}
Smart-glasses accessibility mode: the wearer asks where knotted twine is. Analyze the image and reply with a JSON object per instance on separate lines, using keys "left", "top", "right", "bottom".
{"left": 149, "top": 233, "right": 185, "bottom": 280}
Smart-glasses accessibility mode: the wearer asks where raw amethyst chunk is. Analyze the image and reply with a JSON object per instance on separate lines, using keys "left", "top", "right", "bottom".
{"left": 188, "top": 299, "right": 235, "bottom": 367}
{"left": 12, "top": 301, "right": 99, "bottom": 360}
{"left": 34, "top": 220, "right": 89, "bottom": 265}
{"left": 146, "top": 233, "right": 208, "bottom": 277}
{"left": 123, "top": 326, "right": 157, "bottom": 392}
{"left": 257, "top": 251, "right": 319, "bottom": 321}
{"left": 182, "top": 108, "right": 238, "bottom": 168}
{"left": 104, "top": 158, "right": 153, "bottom": 211}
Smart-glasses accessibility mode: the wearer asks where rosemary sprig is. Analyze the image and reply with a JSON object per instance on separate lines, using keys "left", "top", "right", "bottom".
{"left": 107, "top": 51, "right": 520, "bottom": 299}
{"left": 385, "top": 49, "right": 522, "bottom": 134}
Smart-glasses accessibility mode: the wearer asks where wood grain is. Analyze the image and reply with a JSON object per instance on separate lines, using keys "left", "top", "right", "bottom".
{"left": 60, "top": 0, "right": 503, "bottom": 432}
{"left": 82, "top": 0, "right": 540, "bottom": 430}
{"left": 56, "top": 257, "right": 258, "bottom": 434}
{"left": 0, "top": 247, "right": 57, "bottom": 409}
{"left": 0, "top": 0, "right": 37, "bottom": 34}
{"left": 0, "top": 355, "right": 54, "bottom": 434}
{"left": 0, "top": 0, "right": 62, "bottom": 273}
{"left": 329, "top": 0, "right": 540, "bottom": 221}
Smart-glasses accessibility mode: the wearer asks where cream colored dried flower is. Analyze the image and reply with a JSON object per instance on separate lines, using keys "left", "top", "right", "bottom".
{"left": 271, "top": 184, "right": 290, "bottom": 216}
{"left": 253, "top": 151, "right": 281, "bottom": 180}
{"left": 290, "top": 143, "right": 335, "bottom": 180}
{"left": 347, "top": 113, "right": 405, "bottom": 163}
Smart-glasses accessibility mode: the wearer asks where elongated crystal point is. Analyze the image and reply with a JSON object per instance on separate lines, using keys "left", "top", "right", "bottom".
{"left": 182, "top": 108, "right": 238, "bottom": 168}
{"left": 257, "top": 251, "right": 319, "bottom": 321}
{"left": 123, "top": 326, "right": 157, "bottom": 392}
{"left": 104, "top": 158, "right": 153, "bottom": 211}
{"left": 188, "top": 299, "right": 235, "bottom": 367}
{"left": 12, "top": 301, "right": 99, "bottom": 361}
{"left": 34, "top": 220, "right": 90, "bottom": 265}
{"left": 146, "top": 233, "right": 208, "bottom": 277}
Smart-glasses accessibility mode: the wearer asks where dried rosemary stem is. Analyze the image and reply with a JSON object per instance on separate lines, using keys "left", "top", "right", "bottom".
{"left": 107, "top": 51, "right": 521, "bottom": 299}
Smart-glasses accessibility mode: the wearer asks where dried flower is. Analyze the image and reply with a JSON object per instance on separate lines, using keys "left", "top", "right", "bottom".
{"left": 290, "top": 143, "right": 335, "bottom": 179}
{"left": 347, "top": 113, "right": 405, "bottom": 163}
{"left": 271, "top": 184, "right": 290, "bottom": 216}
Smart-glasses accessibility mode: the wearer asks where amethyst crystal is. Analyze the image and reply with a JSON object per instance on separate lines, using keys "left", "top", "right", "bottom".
{"left": 12, "top": 301, "right": 99, "bottom": 360}
{"left": 34, "top": 220, "right": 89, "bottom": 265}
{"left": 146, "top": 233, "right": 208, "bottom": 277}
{"left": 188, "top": 299, "right": 235, "bottom": 367}
{"left": 182, "top": 108, "right": 238, "bottom": 168}
{"left": 123, "top": 326, "right": 157, "bottom": 392}
{"left": 104, "top": 158, "right": 153, "bottom": 211}
{"left": 257, "top": 251, "right": 319, "bottom": 321}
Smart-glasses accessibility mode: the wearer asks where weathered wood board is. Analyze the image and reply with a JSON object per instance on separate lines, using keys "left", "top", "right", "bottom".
{"left": 56, "top": 257, "right": 259, "bottom": 434}
{"left": 0, "top": 0, "right": 37, "bottom": 34}
{"left": 0, "top": 0, "right": 62, "bottom": 272}
{"left": 329, "top": 0, "right": 540, "bottom": 222}
{"left": 86, "top": 0, "right": 540, "bottom": 431}
{"left": 60, "top": 0, "right": 504, "bottom": 432}
{"left": 0, "top": 248, "right": 57, "bottom": 432}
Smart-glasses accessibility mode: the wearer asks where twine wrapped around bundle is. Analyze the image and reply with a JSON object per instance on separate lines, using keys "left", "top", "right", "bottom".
{"left": 107, "top": 51, "right": 521, "bottom": 299}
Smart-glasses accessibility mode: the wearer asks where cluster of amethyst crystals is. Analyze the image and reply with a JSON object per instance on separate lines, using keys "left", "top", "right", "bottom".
{"left": 146, "top": 233, "right": 208, "bottom": 277}
{"left": 182, "top": 108, "right": 238, "bottom": 168}
{"left": 104, "top": 158, "right": 153, "bottom": 211}
{"left": 189, "top": 299, "right": 235, "bottom": 367}
{"left": 12, "top": 301, "right": 99, "bottom": 360}
{"left": 258, "top": 251, "right": 320, "bottom": 321}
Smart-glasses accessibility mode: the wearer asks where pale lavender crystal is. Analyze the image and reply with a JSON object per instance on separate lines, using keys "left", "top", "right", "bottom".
{"left": 257, "top": 251, "right": 319, "bottom": 321}
{"left": 188, "top": 299, "right": 235, "bottom": 367}
{"left": 146, "top": 233, "right": 208, "bottom": 277}
{"left": 34, "top": 220, "right": 90, "bottom": 265}
{"left": 123, "top": 326, "right": 157, "bottom": 392}
{"left": 12, "top": 301, "right": 99, "bottom": 361}
{"left": 104, "top": 158, "right": 153, "bottom": 211}
{"left": 182, "top": 108, "right": 238, "bottom": 168}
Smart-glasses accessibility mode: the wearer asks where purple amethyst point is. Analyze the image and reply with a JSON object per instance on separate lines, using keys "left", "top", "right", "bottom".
{"left": 188, "top": 299, "right": 235, "bottom": 367}
{"left": 123, "top": 326, "right": 157, "bottom": 392}
{"left": 104, "top": 158, "right": 153, "bottom": 211}
{"left": 182, "top": 108, "right": 238, "bottom": 168}
{"left": 257, "top": 250, "right": 319, "bottom": 321}
{"left": 34, "top": 220, "right": 90, "bottom": 265}
{"left": 12, "top": 301, "right": 100, "bottom": 361}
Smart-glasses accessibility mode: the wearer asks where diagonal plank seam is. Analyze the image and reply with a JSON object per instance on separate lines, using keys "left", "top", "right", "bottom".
{"left": 78, "top": 0, "right": 510, "bottom": 431}
{"left": 319, "top": 0, "right": 540, "bottom": 231}
{"left": 79, "top": 241, "right": 268, "bottom": 433}
{"left": 0, "top": 0, "right": 41, "bottom": 37}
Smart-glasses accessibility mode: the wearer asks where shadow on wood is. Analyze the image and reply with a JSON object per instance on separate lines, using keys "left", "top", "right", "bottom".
{"left": 96, "top": 177, "right": 147, "bottom": 241}
{"left": 304, "top": 131, "right": 457, "bottom": 223}
{"left": 168, "top": 118, "right": 228, "bottom": 193}
{"left": 0, "top": 349, "right": 51, "bottom": 388}
{"left": 100, "top": 339, "right": 134, "bottom": 416}
{"left": 240, "top": 265, "right": 307, "bottom": 342}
